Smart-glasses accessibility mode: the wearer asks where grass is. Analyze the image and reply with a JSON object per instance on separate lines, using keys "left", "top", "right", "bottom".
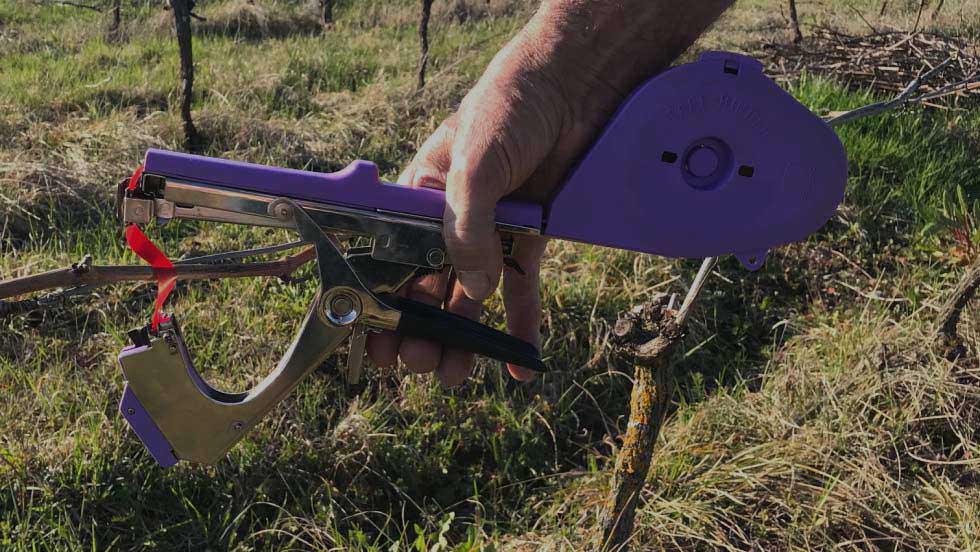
{"left": 1, "top": 0, "right": 979, "bottom": 550}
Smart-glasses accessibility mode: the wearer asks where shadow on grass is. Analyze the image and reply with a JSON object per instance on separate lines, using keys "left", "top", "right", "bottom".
{"left": 194, "top": 12, "right": 323, "bottom": 42}
{"left": 0, "top": 170, "right": 111, "bottom": 247}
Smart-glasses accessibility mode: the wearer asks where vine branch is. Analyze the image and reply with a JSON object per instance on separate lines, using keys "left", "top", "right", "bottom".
{"left": 935, "top": 255, "right": 980, "bottom": 353}
{"left": 0, "top": 248, "right": 314, "bottom": 316}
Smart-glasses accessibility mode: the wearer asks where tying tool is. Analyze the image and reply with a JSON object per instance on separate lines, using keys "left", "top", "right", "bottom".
{"left": 116, "top": 52, "right": 847, "bottom": 466}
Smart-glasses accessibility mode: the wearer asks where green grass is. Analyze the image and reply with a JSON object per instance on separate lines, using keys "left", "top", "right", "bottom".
{"left": 1, "top": 0, "right": 979, "bottom": 550}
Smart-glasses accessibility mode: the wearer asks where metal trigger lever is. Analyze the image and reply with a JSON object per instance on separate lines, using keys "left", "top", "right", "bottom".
{"left": 345, "top": 326, "right": 369, "bottom": 384}
{"left": 117, "top": 199, "right": 389, "bottom": 466}
{"left": 279, "top": 199, "right": 403, "bottom": 385}
{"left": 281, "top": 200, "right": 548, "bottom": 379}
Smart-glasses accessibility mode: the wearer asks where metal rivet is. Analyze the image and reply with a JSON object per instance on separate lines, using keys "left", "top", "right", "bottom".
{"left": 426, "top": 248, "right": 445, "bottom": 267}
{"left": 127, "top": 408, "right": 136, "bottom": 416}
{"left": 233, "top": 421, "right": 244, "bottom": 431}
{"left": 163, "top": 333, "right": 178, "bottom": 355}
{"left": 268, "top": 199, "right": 294, "bottom": 220}
{"left": 322, "top": 290, "right": 360, "bottom": 326}
{"left": 330, "top": 295, "right": 354, "bottom": 317}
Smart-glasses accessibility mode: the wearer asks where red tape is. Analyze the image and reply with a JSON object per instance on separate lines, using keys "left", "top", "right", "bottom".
{"left": 124, "top": 165, "right": 175, "bottom": 332}
{"left": 126, "top": 164, "right": 144, "bottom": 191}
{"left": 126, "top": 225, "right": 176, "bottom": 333}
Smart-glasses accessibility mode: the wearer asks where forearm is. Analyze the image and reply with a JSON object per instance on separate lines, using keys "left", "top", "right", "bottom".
{"left": 526, "top": 0, "right": 734, "bottom": 97}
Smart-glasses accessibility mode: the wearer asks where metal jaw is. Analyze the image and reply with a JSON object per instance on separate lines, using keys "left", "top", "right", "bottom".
{"left": 118, "top": 200, "right": 404, "bottom": 466}
{"left": 124, "top": 176, "right": 455, "bottom": 270}
{"left": 123, "top": 175, "right": 534, "bottom": 270}
{"left": 116, "top": 150, "right": 551, "bottom": 466}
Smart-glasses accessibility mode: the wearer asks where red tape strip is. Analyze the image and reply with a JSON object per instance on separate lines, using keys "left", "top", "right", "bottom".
{"left": 126, "top": 225, "right": 176, "bottom": 333}
{"left": 124, "top": 165, "right": 175, "bottom": 332}
{"left": 126, "top": 165, "right": 177, "bottom": 332}
{"left": 126, "top": 164, "right": 144, "bottom": 191}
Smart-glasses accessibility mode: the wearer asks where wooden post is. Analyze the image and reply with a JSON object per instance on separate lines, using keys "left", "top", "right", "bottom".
{"left": 107, "top": 0, "right": 121, "bottom": 38}
{"left": 170, "top": 0, "right": 199, "bottom": 150}
{"left": 913, "top": 0, "right": 927, "bottom": 31}
{"left": 935, "top": 256, "right": 980, "bottom": 358}
{"left": 595, "top": 298, "right": 684, "bottom": 551}
{"left": 320, "top": 0, "right": 334, "bottom": 28}
{"left": 788, "top": 0, "right": 803, "bottom": 44}
{"left": 417, "top": 0, "right": 434, "bottom": 91}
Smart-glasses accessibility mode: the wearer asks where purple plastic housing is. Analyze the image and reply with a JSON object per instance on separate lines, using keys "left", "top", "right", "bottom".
{"left": 141, "top": 52, "right": 846, "bottom": 267}
{"left": 546, "top": 51, "right": 848, "bottom": 266}
{"left": 142, "top": 149, "right": 544, "bottom": 230}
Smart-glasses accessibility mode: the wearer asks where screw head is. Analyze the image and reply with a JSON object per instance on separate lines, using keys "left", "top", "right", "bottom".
{"left": 268, "top": 199, "right": 294, "bottom": 220}
{"left": 233, "top": 421, "right": 244, "bottom": 431}
{"left": 330, "top": 295, "right": 354, "bottom": 317}
{"left": 426, "top": 248, "right": 445, "bottom": 267}
{"left": 127, "top": 408, "right": 136, "bottom": 416}
{"left": 321, "top": 290, "right": 361, "bottom": 326}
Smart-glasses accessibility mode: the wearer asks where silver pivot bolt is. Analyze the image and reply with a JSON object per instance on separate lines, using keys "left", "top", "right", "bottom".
{"left": 322, "top": 290, "right": 361, "bottom": 326}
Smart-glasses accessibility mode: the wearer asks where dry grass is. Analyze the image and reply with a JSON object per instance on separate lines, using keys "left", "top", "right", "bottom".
{"left": 0, "top": 110, "right": 166, "bottom": 245}
{"left": 342, "top": 0, "right": 535, "bottom": 28}
{"left": 146, "top": 0, "right": 322, "bottom": 39}
{"left": 763, "top": 29, "right": 980, "bottom": 108}
{"left": 509, "top": 303, "right": 980, "bottom": 550}
{"left": 698, "top": 0, "right": 980, "bottom": 54}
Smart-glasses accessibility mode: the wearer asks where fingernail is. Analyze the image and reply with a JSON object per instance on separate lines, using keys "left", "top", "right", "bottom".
{"left": 457, "top": 270, "right": 491, "bottom": 301}
{"left": 507, "top": 363, "right": 536, "bottom": 382}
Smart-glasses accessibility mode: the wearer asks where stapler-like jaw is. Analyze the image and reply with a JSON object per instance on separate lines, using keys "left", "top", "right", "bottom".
{"left": 118, "top": 198, "right": 545, "bottom": 467}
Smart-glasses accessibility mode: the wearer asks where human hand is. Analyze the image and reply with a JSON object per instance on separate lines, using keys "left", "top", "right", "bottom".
{"left": 367, "top": 0, "right": 732, "bottom": 385}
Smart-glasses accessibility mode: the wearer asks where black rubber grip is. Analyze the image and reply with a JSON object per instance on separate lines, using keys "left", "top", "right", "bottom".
{"left": 377, "top": 293, "right": 547, "bottom": 372}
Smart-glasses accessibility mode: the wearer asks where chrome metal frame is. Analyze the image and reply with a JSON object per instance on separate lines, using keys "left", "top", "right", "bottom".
{"left": 119, "top": 200, "right": 404, "bottom": 463}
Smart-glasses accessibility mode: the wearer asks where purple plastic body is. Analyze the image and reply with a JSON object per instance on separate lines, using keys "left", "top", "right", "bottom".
{"left": 142, "top": 150, "right": 544, "bottom": 230}
{"left": 545, "top": 51, "right": 848, "bottom": 265}
{"left": 141, "top": 52, "right": 846, "bottom": 266}
{"left": 118, "top": 346, "right": 178, "bottom": 467}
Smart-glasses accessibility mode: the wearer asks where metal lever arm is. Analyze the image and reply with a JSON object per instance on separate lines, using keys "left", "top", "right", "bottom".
{"left": 118, "top": 200, "right": 371, "bottom": 466}
{"left": 119, "top": 307, "right": 348, "bottom": 465}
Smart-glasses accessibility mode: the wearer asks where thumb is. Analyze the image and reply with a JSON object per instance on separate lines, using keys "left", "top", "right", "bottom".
{"left": 443, "top": 156, "right": 506, "bottom": 302}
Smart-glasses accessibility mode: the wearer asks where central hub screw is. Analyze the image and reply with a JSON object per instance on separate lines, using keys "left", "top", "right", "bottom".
{"left": 686, "top": 146, "right": 719, "bottom": 177}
